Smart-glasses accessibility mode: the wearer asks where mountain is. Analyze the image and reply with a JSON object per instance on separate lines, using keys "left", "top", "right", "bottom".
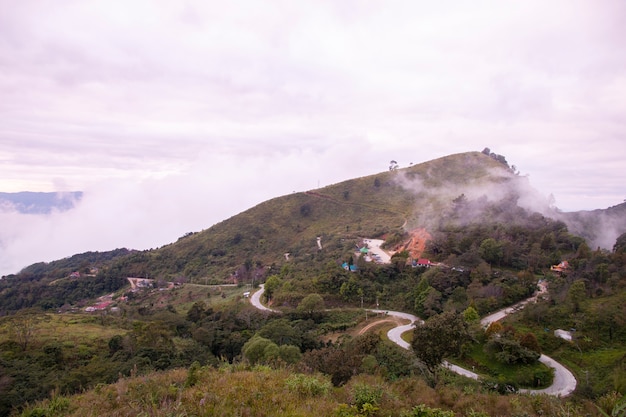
{"left": 0, "top": 191, "right": 83, "bottom": 214}
{"left": 2, "top": 151, "right": 626, "bottom": 416}
{"left": 7, "top": 151, "right": 625, "bottom": 296}
{"left": 107, "top": 151, "right": 618, "bottom": 282}
{"left": 10, "top": 151, "right": 622, "bottom": 284}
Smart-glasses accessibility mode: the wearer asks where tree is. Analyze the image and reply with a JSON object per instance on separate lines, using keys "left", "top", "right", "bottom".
{"left": 374, "top": 340, "right": 419, "bottom": 379}
{"left": 614, "top": 232, "right": 626, "bottom": 254}
{"left": 568, "top": 279, "right": 587, "bottom": 313}
{"left": 299, "top": 203, "right": 312, "bottom": 217}
{"left": 258, "top": 318, "right": 301, "bottom": 347}
{"left": 339, "top": 277, "right": 361, "bottom": 302}
{"left": 297, "top": 294, "right": 325, "bottom": 318}
{"left": 263, "top": 275, "right": 281, "bottom": 303}
{"left": 479, "top": 238, "right": 503, "bottom": 266}
{"left": 302, "top": 346, "right": 357, "bottom": 386}
{"left": 278, "top": 345, "right": 302, "bottom": 364}
{"left": 411, "top": 311, "right": 470, "bottom": 377}
{"left": 462, "top": 306, "right": 480, "bottom": 323}
{"left": 485, "top": 333, "right": 539, "bottom": 365}
{"left": 421, "top": 287, "right": 443, "bottom": 317}
{"left": 186, "top": 301, "right": 207, "bottom": 323}
{"left": 242, "top": 335, "right": 278, "bottom": 365}
{"left": 519, "top": 332, "right": 541, "bottom": 354}
{"left": 413, "top": 277, "right": 431, "bottom": 316}
{"left": 485, "top": 321, "right": 503, "bottom": 338}
{"left": 8, "top": 310, "right": 41, "bottom": 351}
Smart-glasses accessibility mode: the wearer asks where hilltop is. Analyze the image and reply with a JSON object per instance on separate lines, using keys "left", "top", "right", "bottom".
{"left": 95, "top": 151, "right": 551, "bottom": 282}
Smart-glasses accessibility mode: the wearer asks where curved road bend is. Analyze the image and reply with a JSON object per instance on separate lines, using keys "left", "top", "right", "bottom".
{"left": 250, "top": 284, "right": 278, "bottom": 313}
{"left": 478, "top": 283, "right": 576, "bottom": 396}
{"left": 250, "top": 284, "right": 576, "bottom": 396}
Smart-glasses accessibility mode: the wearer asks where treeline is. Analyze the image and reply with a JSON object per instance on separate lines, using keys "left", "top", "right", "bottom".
{"left": 15, "top": 248, "right": 132, "bottom": 278}
{"left": 0, "top": 249, "right": 132, "bottom": 314}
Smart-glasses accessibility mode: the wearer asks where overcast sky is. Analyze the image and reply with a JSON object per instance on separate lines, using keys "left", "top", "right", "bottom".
{"left": 1, "top": 1, "right": 625, "bottom": 275}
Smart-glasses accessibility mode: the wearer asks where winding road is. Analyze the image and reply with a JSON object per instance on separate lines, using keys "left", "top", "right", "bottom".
{"left": 249, "top": 284, "right": 576, "bottom": 397}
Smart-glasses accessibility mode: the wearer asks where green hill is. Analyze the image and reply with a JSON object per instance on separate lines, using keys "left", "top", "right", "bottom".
{"left": 2, "top": 150, "right": 626, "bottom": 417}
{"left": 101, "top": 151, "right": 536, "bottom": 281}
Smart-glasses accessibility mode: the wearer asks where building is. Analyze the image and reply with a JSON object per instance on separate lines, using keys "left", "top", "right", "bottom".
{"left": 550, "top": 261, "right": 569, "bottom": 275}
{"left": 413, "top": 258, "right": 432, "bottom": 268}
{"left": 342, "top": 262, "right": 358, "bottom": 272}
{"left": 127, "top": 277, "right": 155, "bottom": 290}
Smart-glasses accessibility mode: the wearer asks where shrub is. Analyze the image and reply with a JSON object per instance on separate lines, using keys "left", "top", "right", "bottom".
{"left": 185, "top": 361, "right": 201, "bottom": 388}
{"left": 596, "top": 392, "right": 626, "bottom": 417}
{"left": 404, "top": 404, "right": 455, "bottom": 417}
{"left": 352, "top": 383, "right": 383, "bottom": 413}
{"left": 20, "top": 394, "right": 70, "bottom": 417}
{"left": 285, "top": 373, "right": 332, "bottom": 397}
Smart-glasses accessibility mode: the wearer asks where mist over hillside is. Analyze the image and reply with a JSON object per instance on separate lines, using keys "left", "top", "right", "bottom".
{"left": 391, "top": 154, "right": 626, "bottom": 250}
{"left": 559, "top": 202, "right": 626, "bottom": 250}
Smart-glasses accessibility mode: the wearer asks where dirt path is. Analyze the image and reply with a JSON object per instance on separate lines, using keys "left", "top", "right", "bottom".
{"left": 358, "top": 318, "right": 402, "bottom": 335}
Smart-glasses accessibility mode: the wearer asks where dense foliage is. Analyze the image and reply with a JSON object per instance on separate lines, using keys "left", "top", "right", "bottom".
{"left": 0, "top": 249, "right": 132, "bottom": 314}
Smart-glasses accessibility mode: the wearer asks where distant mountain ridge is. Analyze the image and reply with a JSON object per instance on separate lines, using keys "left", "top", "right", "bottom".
{"left": 0, "top": 191, "right": 83, "bottom": 214}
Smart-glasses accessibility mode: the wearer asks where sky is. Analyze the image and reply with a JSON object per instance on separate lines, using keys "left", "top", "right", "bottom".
{"left": 1, "top": 0, "right": 625, "bottom": 275}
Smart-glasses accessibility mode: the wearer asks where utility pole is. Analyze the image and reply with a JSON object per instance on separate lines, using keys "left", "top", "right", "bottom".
{"left": 361, "top": 294, "right": 368, "bottom": 320}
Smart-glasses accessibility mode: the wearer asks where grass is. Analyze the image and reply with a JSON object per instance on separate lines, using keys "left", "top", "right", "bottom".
{"left": 402, "top": 329, "right": 414, "bottom": 344}
{"left": 368, "top": 321, "right": 402, "bottom": 343}
{"left": 18, "top": 364, "right": 604, "bottom": 417}
{"left": 124, "top": 282, "right": 248, "bottom": 315}
{"left": 0, "top": 313, "right": 125, "bottom": 351}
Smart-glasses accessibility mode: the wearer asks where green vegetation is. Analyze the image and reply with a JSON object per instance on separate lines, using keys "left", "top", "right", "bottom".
{"left": 14, "top": 365, "right": 609, "bottom": 417}
{"left": 1, "top": 151, "right": 625, "bottom": 416}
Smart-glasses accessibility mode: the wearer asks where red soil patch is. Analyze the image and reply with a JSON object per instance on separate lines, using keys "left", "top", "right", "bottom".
{"left": 395, "top": 228, "right": 432, "bottom": 259}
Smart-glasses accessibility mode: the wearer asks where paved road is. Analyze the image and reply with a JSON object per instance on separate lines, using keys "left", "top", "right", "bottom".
{"left": 478, "top": 283, "right": 576, "bottom": 396}
{"left": 370, "top": 309, "right": 420, "bottom": 350}
{"left": 519, "top": 354, "right": 577, "bottom": 396}
{"left": 250, "top": 283, "right": 576, "bottom": 396}
{"left": 249, "top": 284, "right": 278, "bottom": 312}
{"left": 480, "top": 282, "right": 547, "bottom": 327}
